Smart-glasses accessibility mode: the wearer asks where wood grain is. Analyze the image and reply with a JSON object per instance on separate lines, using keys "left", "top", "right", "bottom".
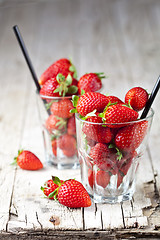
{"left": 0, "top": 0, "right": 160, "bottom": 238}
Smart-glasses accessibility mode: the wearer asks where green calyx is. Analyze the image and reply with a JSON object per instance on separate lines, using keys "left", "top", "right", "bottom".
{"left": 122, "top": 99, "right": 133, "bottom": 109}
{"left": 55, "top": 116, "right": 67, "bottom": 130}
{"left": 98, "top": 102, "right": 118, "bottom": 122}
{"left": 12, "top": 149, "right": 23, "bottom": 165}
{"left": 95, "top": 72, "right": 106, "bottom": 80}
{"left": 54, "top": 73, "right": 78, "bottom": 97}
{"left": 70, "top": 95, "right": 79, "bottom": 113}
{"left": 48, "top": 176, "right": 65, "bottom": 200}
{"left": 109, "top": 144, "right": 123, "bottom": 161}
{"left": 69, "top": 58, "right": 78, "bottom": 79}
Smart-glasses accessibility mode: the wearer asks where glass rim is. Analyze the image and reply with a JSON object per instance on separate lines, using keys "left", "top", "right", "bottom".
{"left": 37, "top": 91, "right": 73, "bottom": 100}
{"left": 75, "top": 108, "right": 154, "bottom": 126}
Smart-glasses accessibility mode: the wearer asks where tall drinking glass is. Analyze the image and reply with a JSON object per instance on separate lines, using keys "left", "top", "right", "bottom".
{"left": 75, "top": 109, "right": 154, "bottom": 203}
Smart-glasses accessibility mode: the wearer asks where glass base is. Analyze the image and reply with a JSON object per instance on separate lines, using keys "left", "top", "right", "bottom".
{"left": 46, "top": 154, "right": 80, "bottom": 170}
{"left": 89, "top": 183, "right": 135, "bottom": 204}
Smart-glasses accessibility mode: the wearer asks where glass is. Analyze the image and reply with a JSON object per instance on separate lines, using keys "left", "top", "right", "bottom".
{"left": 36, "top": 93, "right": 79, "bottom": 169}
{"left": 75, "top": 109, "right": 154, "bottom": 203}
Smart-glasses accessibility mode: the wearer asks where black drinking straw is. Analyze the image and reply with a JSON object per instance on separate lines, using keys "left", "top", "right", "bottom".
{"left": 13, "top": 25, "right": 41, "bottom": 92}
{"left": 13, "top": 25, "right": 50, "bottom": 114}
{"left": 140, "top": 75, "right": 160, "bottom": 119}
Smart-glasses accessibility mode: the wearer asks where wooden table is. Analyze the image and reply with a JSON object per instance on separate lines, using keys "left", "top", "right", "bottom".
{"left": 0, "top": 0, "right": 160, "bottom": 239}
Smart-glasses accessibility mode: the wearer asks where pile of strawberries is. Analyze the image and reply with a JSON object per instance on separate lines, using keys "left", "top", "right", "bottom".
{"left": 39, "top": 58, "right": 105, "bottom": 158}
{"left": 72, "top": 87, "right": 149, "bottom": 188}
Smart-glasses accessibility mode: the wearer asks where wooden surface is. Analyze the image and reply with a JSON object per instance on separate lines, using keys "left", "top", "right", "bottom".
{"left": 0, "top": 0, "right": 160, "bottom": 239}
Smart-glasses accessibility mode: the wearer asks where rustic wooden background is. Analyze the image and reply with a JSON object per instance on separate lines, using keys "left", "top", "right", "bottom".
{"left": 0, "top": 0, "right": 160, "bottom": 239}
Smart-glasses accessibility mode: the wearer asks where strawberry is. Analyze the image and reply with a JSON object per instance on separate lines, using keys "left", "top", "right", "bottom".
{"left": 40, "top": 74, "right": 78, "bottom": 97}
{"left": 89, "top": 143, "right": 116, "bottom": 171}
{"left": 48, "top": 177, "right": 91, "bottom": 208}
{"left": 41, "top": 178, "right": 63, "bottom": 199}
{"left": 102, "top": 104, "right": 139, "bottom": 127}
{"left": 105, "top": 96, "right": 124, "bottom": 104}
{"left": 13, "top": 150, "right": 43, "bottom": 170}
{"left": 125, "top": 87, "right": 149, "bottom": 111}
{"left": 78, "top": 72, "right": 104, "bottom": 94}
{"left": 72, "top": 92, "right": 110, "bottom": 116}
{"left": 83, "top": 120, "right": 112, "bottom": 144}
{"left": 39, "top": 77, "right": 59, "bottom": 97}
{"left": 51, "top": 139, "right": 57, "bottom": 156}
{"left": 88, "top": 169, "right": 94, "bottom": 188}
{"left": 96, "top": 170, "right": 111, "bottom": 188}
{"left": 115, "top": 120, "right": 148, "bottom": 151}
{"left": 58, "top": 134, "right": 77, "bottom": 157}
{"left": 39, "top": 58, "right": 77, "bottom": 86}
{"left": 67, "top": 115, "right": 76, "bottom": 135}
{"left": 45, "top": 115, "right": 67, "bottom": 133}
{"left": 117, "top": 157, "right": 133, "bottom": 188}
{"left": 50, "top": 99, "right": 74, "bottom": 118}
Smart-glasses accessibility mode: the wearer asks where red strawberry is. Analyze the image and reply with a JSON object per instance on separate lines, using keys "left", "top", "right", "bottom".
{"left": 125, "top": 87, "right": 149, "bottom": 111}
{"left": 102, "top": 104, "right": 139, "bottom": 127}
{"left": 49, "top": 177, "right": 91, "bottom": 208}
{"left": 88, "top": 169, "right": 94, "bottom": 188}
{"left": 86, "top": 136, "right": 97, "bottom": 147}
{"left": 117, "top": 157, "right": 133, "bottom": 188}
{"left": 58, "top": 134, "right": 77, "bottom": 157}
{"left": 40, "top": 74, "right": 78, "bottom": 97}
{"left": 96, "top": 170, "right": 111, "bottom": 188}
{"left": 115, "top": 120, "right": 148, "bottom": 151}
{"left": 89, "top": 143, "right": 116, "bottom": 171}
{"left": 51, "top": 139, "right": 57, "bottom": 156}
{"left": 73, "top": 92, "right": 110, "bottom": 117}
{"left": 67, "top": 115, "right": 76, "bottom": 135}
{"left": 106, "top": 96, "right": 124, "bottom": 104}
{"left": 41, "top": 179, "right": 63, "bottom": 199}
{"left": 83, "top": 122, "right": 112, "bottom": 144}
{"left": 78, "top": 72, "right": 104, "bottom": 94}
{"left": 50, "top": 99, "right": 74, "bottom": 118}
{"left": 14, "top": 150, "right": 43, "bottom": 170}
{"left": 40, "top": 77, "right": 59, "bottom": 97}
{"left": 45, "top": 115, "right": 67, "bottom": 133}
{"left": 39, "top": 58, "right": 77, "bottom": 86}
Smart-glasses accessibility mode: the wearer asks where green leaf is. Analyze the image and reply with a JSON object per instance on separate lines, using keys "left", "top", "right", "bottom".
{"left": 69, "top": 65, "right": 76, "bottom": 72}
{"left": 52, "top": 176, "right": 61, "bottom": 186}
{"left": 48, "top": 189, "right": 57, "bottom": 199}
{"left": 67, "top": 85, "right": 78, "bottom": 94}
{"left": 72, "top": 95, "right": 79, "bottom": 107}
{"left": 81, "top": 89, "right": 85, "bottom": 95}
{"left": 70, "top": 108, "right": 78, "bottom": 113}
{"left": 45, "top": 100, "right": 54, "bottom": 110}
{"left": 98, "top": 113, "right": 104, "bottom": 118}
{"left": 56, "top": 73, "right": 65, "bottom": 83}
{"left": 66, "top": 74, "right": 72, "bottom": 86}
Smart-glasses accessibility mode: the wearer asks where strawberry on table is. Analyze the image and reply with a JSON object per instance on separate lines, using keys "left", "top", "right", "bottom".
{"left": 125, "top": 87, "right": 149, "bottom": 111}
{"left": 78, "top": 72, "right": 104, "bottom": 94}
{"left": 50, "top": 99, "right": 74, "bottom": 118}
{"left": 13, "top": 150, "right": 43, "bottom": 170}
{"left": 39, "top": 58, "right": 77, "bottom": 86}
{"left": 48, "top": 177, "right": 91, "bottom": 208}
{"left": 41, "top": 178, "right": 63, "bottom": 199}
{"left": 115, "top": 120, "right": 148, "bottom": 152}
